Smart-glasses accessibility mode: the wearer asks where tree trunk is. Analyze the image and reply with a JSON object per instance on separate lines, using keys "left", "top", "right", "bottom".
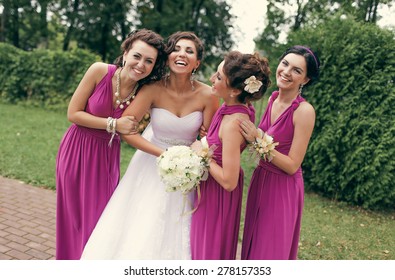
{"left": 11, "top": 1, "right": 19, "bottom": 47}
{"left": 365, "top": 0, "right": 379, "bottom": 23}
{"left": 293, "top": 0, "right": 304, "bottom": 31}
{"left": 371, "top": 0, "right": 379, "bottom": 23}
{"left": 100, "top": 19, "right": 109, "bottom": 61}
{"left": 0, "top": 1, "right": 9, "bottom": 42}
{"left": 191, "top": 0, "right": 205, "bottom": 31}
{"left": 63, "top": 0, "right": 80, "bottom": 51}
{"left": 149, "top": 0, "right": 164, "bottom": 34}
{"left": 38, "top": 1, "right": 48, "bottom": 48}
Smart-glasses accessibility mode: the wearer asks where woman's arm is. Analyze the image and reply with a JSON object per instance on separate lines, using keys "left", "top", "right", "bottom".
{"left": 67, "top": 62, "right": 108, "bottom": 129}
{"left": 240, "top": 102, "right": 315, "bottom": 175}
{"left": 271, "top": 102, "right": 315, "bottom": 175}
{"left": 200, "top": 88, "right": 220, "bottom": 137}
{"left": 208, "top": 116, "right": 246, "bottom": 191}
{"left": 67, "top": 62, "right": 137, "bottom": 134}
{"left": 121, "top": 85, "right": 164, "bottom": 157}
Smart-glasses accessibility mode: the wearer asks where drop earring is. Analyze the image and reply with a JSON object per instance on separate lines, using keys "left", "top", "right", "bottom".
{"left": 190, "top": 69, "right": 196, "bottom": 91}
{"left": 164, "top": 71, "right": 170, "bottom": 87}
{"left": 298, "top": 84, "right": 304, "bottom": 95}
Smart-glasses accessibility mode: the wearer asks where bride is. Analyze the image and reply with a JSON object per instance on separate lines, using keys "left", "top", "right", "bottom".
{"left": 81, "top": 31, "right": 219, "bottom": 259}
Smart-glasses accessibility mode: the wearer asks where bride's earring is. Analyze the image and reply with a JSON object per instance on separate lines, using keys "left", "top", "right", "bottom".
{"left": 190, "top": 69, "right": 196, "bottom": 91}
{"left": 164, "top": 72, "right": 170, "bottom": 87}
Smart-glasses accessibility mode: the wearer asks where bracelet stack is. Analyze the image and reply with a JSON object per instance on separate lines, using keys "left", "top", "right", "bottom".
{"left": 106, "top": 117, "right": 117, "bottom": 147}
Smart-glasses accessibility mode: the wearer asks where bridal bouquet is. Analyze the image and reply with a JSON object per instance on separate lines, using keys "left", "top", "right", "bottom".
{"left": 157, "top": 145, "right": 205, "bottom": 194}
{"left": 249, "top": 128, "right": 279, "bottom": 162}
{"left": 157, "top": 137, "right": 217, "bottom": 195}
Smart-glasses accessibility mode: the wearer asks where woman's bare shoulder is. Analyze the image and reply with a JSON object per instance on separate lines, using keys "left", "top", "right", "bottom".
{"left": 195, "top": 80, "right": 211, "bottom": 93}
{"left": 297, "top": 101, "right": 315, "bottom": 115}
{"left": 82, "top": 62, "right": 109, "bottom": 84}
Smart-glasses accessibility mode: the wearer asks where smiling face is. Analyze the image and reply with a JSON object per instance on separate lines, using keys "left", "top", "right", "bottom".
{"left": 168, "top": 39, "right": 200, "bottom": 74}
{"left": 122, "top": 40, "right": 158, "bottom": 81}
{"left": 209, "top": 61, "right": 231, "bottom": 99}
{"left": 276, "top": 53, "right": 310, "bottom": 92}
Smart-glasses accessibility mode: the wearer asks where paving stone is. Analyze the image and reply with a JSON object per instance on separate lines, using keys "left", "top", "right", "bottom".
{"left": 0, "top": 176, "right": 56, "bottom": 260}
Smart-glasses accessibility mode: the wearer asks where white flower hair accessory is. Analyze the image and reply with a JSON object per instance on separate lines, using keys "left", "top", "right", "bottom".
{"left": 244, "top": 75, "right": 263, "bottom": 94}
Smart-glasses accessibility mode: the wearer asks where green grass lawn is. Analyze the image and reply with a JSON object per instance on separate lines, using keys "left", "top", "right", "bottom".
{"left": 1, "top": 103, "right": 394, "bottom": 260}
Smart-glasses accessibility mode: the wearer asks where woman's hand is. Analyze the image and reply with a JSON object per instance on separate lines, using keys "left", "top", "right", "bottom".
{"left": 116, "top": 116, "right": 139, "bottom": 135}
{"left": 199, "top": 125, "right": 207, "bottom": 138}
{"left": 239, "top": 119, "right": 259, "bottom": 143}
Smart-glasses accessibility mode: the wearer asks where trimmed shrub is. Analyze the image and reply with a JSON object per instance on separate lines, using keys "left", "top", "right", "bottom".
{"left": 0, "top": 43, "right": 100, "bottom": 110}
{"left": 0, "top": 43, "right": 23, "bottom": 101}
{"left": 285, "top": 17, "right": 395, "bottom": 210}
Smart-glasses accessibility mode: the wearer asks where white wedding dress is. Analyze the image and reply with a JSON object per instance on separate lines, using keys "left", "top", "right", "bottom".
{"left": 81, "top": 108, "right": 202, "bottom": 259}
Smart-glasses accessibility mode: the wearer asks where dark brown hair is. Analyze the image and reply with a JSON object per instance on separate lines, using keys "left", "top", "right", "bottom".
{"left": 223, "top": 51, "right": 271, "bottom": 103}
{"left": 114, "top": 29, "right": 167, "bottom": 85}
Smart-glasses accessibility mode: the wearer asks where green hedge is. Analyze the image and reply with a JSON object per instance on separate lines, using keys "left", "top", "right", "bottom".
{"left": 0, "top": 43, "right": 100, "bottom": 110}
{"left": 286, "top": 17, "right": 395, "bottom": 210}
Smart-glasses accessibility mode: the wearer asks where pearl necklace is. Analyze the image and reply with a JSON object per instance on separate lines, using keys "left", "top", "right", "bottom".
{"left": 115, "top": 67, "right": 138, "bottom": 109}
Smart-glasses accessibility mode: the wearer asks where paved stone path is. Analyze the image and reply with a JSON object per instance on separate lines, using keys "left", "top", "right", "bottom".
{"left": 0, "top": 175, "right": 242, "bottom": 260}
{"left": 0, "top": 176, "right": 55, "bottom": 260}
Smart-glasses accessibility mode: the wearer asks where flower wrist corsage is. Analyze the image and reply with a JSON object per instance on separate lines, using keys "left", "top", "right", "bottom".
{"left": 249, "top": 128, "right": 279, "bottom": 162}
{"left": 197, "top": 136, "right": 217, "bottom": 180}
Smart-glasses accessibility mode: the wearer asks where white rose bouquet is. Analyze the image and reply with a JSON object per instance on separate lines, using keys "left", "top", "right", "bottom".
{"left": 249, "top": 128, "right": 279, "bottom": 162}
{"left": 157, "top": 137, "right": 218, "bottom": 195}
{"left": 157, "top": 145, "right": 205, "bottom": 194}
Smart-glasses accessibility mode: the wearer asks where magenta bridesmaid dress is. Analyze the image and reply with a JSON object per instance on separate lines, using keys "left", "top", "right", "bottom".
{"left": 241, "top": 91, "right": 305, "bottom": 260}
{"left": 190, "top": 103, "right": 255, "bottom": 260}
{"left": 56, "top": 64, "right": 125, "bottom": 260}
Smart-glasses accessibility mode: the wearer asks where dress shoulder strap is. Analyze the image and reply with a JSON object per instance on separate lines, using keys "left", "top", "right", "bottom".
{"left": 107, "top": 64, "right": 117, "bottom": 79}
{"left": 291, "top": 94, "right": 306, "bottom": 110}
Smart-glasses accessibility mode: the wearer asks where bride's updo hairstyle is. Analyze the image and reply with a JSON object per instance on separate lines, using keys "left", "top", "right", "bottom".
{"left": 223, "top": 51, "right": 271, "bottom": 104}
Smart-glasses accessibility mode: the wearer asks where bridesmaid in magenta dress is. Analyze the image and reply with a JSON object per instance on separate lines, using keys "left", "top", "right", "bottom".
{"left": 240, "top": 46, "right": 321, "bottom": 260}
{"left": 55, "top": 29, "right": 167, "bottom": 260}
{"left": 190, "top": 51, "right": 271, "bottom": 260}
